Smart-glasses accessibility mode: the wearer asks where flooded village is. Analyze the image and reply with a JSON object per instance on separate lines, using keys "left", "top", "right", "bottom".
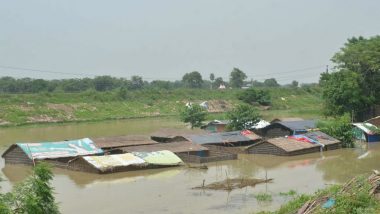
{"left": 1, "top": 114, "right": 380, "bottom": 213}
{"left": 1, "top": 1, "right": 380, "bottom": 213}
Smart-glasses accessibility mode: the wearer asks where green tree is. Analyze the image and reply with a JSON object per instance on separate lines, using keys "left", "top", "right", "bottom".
{"left": 1, "top": 163, "right": 59, "bottom": 214}
{"left": 226, "top": 104, "right": 260, "bottom": 131}
{"left": 229, "top": 68, "right": 247, "bottom": 88}
{"left": 323, "top": 36, "right": 380, "bottom": 119}
{"left": 93, "top": 76, "right": 116, "bottom": 91}
{"left": 213, "top": 77, "right": 225, "bottom": 89}
{"left": 209, "top": 73, "right": 215, "bottom": 89}
{"left": 322, "top": 70, "right": 373, "bottom": 117}
{"left": 263, "top": 78, "right": 279, "bottom": 87}
{"left": 332, "top": 36, "right": 380, "bottom": 102}
{"left": 179, "top": 104, "right": 207, "bottom": 129}
{"left": 182, "top": 71, "right": 203, "bottom": 88}
{"left": 129, "top": 76, "right": 144, "bottom": 90}
{"left": 291, "top": 80, "right": 299, "bottom": 88}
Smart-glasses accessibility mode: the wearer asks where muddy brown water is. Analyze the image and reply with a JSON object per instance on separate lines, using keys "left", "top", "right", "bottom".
{"left": 0, "top": 118, "right": 379, "bottom": 213}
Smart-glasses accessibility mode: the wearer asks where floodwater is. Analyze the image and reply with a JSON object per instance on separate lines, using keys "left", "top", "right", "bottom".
{"left": 0, "top": 118, "right": 379, "bottom": 214}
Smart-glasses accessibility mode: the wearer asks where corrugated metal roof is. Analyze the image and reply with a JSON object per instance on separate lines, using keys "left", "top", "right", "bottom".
{"left": 276, "top": 120, "right": 317, "bottom": 131}
{"left": 83, "top": 153, "right": 146, "bottom": 172}
{"left": 264, "top": 137, "right": 318, "bottom": 152}
{"left": 132, "top": 150, "right": 183, "bottom": 166}
{"left": 254, "top": 131, "right": 339, "bottom": 152}
{"left": 366, "top": 116, "right": 380, "bottom": 127}
{"left": 93, "top": 135, "right": 158, "bottom": 148}
{"left": 121, "top": 142, "right": 209, "bottom": 153}
{"left": 16, "top": 138, "right": 103, "bottom": 160}
{"left": 304, "top": 131, "right": 340, "bottom": 145}
{"left": 186, "top": 130, "right": 261, "bottom": 145}
{"left": 353, "top": 123, "right": 380, "bottom": 135}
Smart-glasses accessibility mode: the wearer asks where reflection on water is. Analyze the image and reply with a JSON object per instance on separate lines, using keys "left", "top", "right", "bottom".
{"left": 1, "top": 119, "right": 380, "bottom": 213}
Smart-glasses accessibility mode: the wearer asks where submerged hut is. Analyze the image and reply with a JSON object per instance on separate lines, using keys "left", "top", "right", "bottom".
{"left": 2, "top": 138, "right": 104, "bottom": 167}
{"left": 185, "top": 130, "right": 262, "bottom": 155}
{"left": 92, "top": 135, "right": 158, "bottom": 153}
{"left": 120, "top": 141, "right": 209, "bottom": 163}
{"left": 352, "top": 123, "right": 380, "bottom": 142}
{"left": 201, "top": 120, "right": 229, "bottom": 133}
{"left": 68, "top": 150, "right": 184, "bottom": 174}
{"left": 246, "top": 131, "right": 341, "bottom": 156}
{"left": 257, "top": 120, "right": 317, "bottom": 138}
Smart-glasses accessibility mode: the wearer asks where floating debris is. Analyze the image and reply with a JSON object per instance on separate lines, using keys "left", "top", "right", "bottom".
{"left": 187, "top": 164, "right": 208, "bottom": 170}
{"left": 192, "top": 177, "right": 273, "bottom": 191}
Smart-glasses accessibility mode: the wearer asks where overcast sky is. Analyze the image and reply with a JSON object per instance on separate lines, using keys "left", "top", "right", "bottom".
{"left": 0, "top": 0, "right": 379, "bottom": 83}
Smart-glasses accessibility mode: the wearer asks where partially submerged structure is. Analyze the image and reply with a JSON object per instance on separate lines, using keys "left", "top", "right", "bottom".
{"left": 185, "top": 130, "right": 262, "bottom": 155}
{"left": 67, "top": 150, "right": 184, "bottom": 174}
{"left": 201, "top": 120, "right": 229, "bottom": 133}
{"left": 352, "top": 123, "right": 380, "bottom": 142}
{"left": 2, "top": 138, "right": 104, "bottom": 166}
{"left": 121, "top": 141, "right": 211, "bottom": 163}
{"left": 257, "top": 120, "right": 317, "bottom": 138}
{"left": 93, "top": 135, "right": 158, "bottom": 153}
{"left": 246, "top": 131, "right": 341, "bottom": 156}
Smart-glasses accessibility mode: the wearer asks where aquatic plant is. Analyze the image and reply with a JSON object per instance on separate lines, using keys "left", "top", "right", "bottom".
{"left": 254, "top": 193, "right": 273, "bottom": 202}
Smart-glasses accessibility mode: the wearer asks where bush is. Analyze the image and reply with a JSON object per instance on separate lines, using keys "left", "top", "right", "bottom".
{"left": 237, "top": 88, "right": 271, "bottom": 105}
{"left": 317, "top": 114, "right": 354, "bottom": 148}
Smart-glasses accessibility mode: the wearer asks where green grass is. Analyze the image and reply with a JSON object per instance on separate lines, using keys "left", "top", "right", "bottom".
{"left": 0, "top": 87, "right": 323, "bottom": 126}
{"left": 279, "top": 189, "right": 297, "bottom": 197}
{"left": 254, "top": 193, "right": 273, "bottom": 202}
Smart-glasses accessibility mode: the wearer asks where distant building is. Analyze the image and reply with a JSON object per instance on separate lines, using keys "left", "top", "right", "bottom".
{"left": 218, "top": 84, "right": 226, "bottom": 89}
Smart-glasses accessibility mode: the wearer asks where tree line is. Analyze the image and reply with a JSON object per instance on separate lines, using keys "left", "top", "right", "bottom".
{"left": 0, "top": 68, "right": 297, "bottom": 94}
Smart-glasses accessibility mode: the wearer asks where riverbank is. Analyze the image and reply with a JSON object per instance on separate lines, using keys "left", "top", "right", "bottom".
{"left": 261, "top": 172, "right": 380, "bottom": 214}
{"left": 0, "top": 88, "right": 322, "bottom": 127}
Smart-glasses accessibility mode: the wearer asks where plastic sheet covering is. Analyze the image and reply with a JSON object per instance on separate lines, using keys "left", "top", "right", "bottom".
{"left": 132, "top": 150, "right": 183, "bottom": 166}
{"left": 83, "top": 153, "right": 146, "bottom": 171}
{"left": 18, "top": 138, "right": 103, "bottom": 159}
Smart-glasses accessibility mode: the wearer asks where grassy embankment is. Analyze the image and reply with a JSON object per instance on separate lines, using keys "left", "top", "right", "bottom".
{"left": 259, "top": 173, "right": 380, "bottom": 214}
{"left": 0, "top": 87, "right": 323, "bottom": 126}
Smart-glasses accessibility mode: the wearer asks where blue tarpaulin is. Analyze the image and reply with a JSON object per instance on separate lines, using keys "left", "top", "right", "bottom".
{"left": 17, "top": 138, "right": 103, "bottom": 160}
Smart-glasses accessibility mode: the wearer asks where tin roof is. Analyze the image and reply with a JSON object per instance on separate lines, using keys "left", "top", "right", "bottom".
{"left": 276, "top": 120, "right": 317, "bottom": 131}
{"left": 132, "top": 150, "right": 183, "bottom": 166}
{"left": 303, "top": 131, "right": 340, "bottom": 145}
{"left": 251, "top": 131, "right": 340, "bottom": 153}
{"left": 262, "top": 137, "right": 318, "bottom": 152}
{"left": 121, "top": 141, "right": 209, "bottom": 153}
{"left": 185, "top": 130, "right": 261, "bottom": 145}
{"left": 353, "top": 123, "right": 380, "bottom": 135}
{"left": 366, "top": 116, "right": 380, "bottom": 127}
{"left": 4, "top": 138, "right": 104, "bottom": 160}
{"left": 93, "top": 135, "right": 158, "bottom": 148}
{"left": 83, "top": 153, "right": 146, "bottom": 172}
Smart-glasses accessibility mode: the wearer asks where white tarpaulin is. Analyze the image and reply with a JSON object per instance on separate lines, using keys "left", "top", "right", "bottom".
{"left": 83, "top": 153, "right": 146, "bottom": 171}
